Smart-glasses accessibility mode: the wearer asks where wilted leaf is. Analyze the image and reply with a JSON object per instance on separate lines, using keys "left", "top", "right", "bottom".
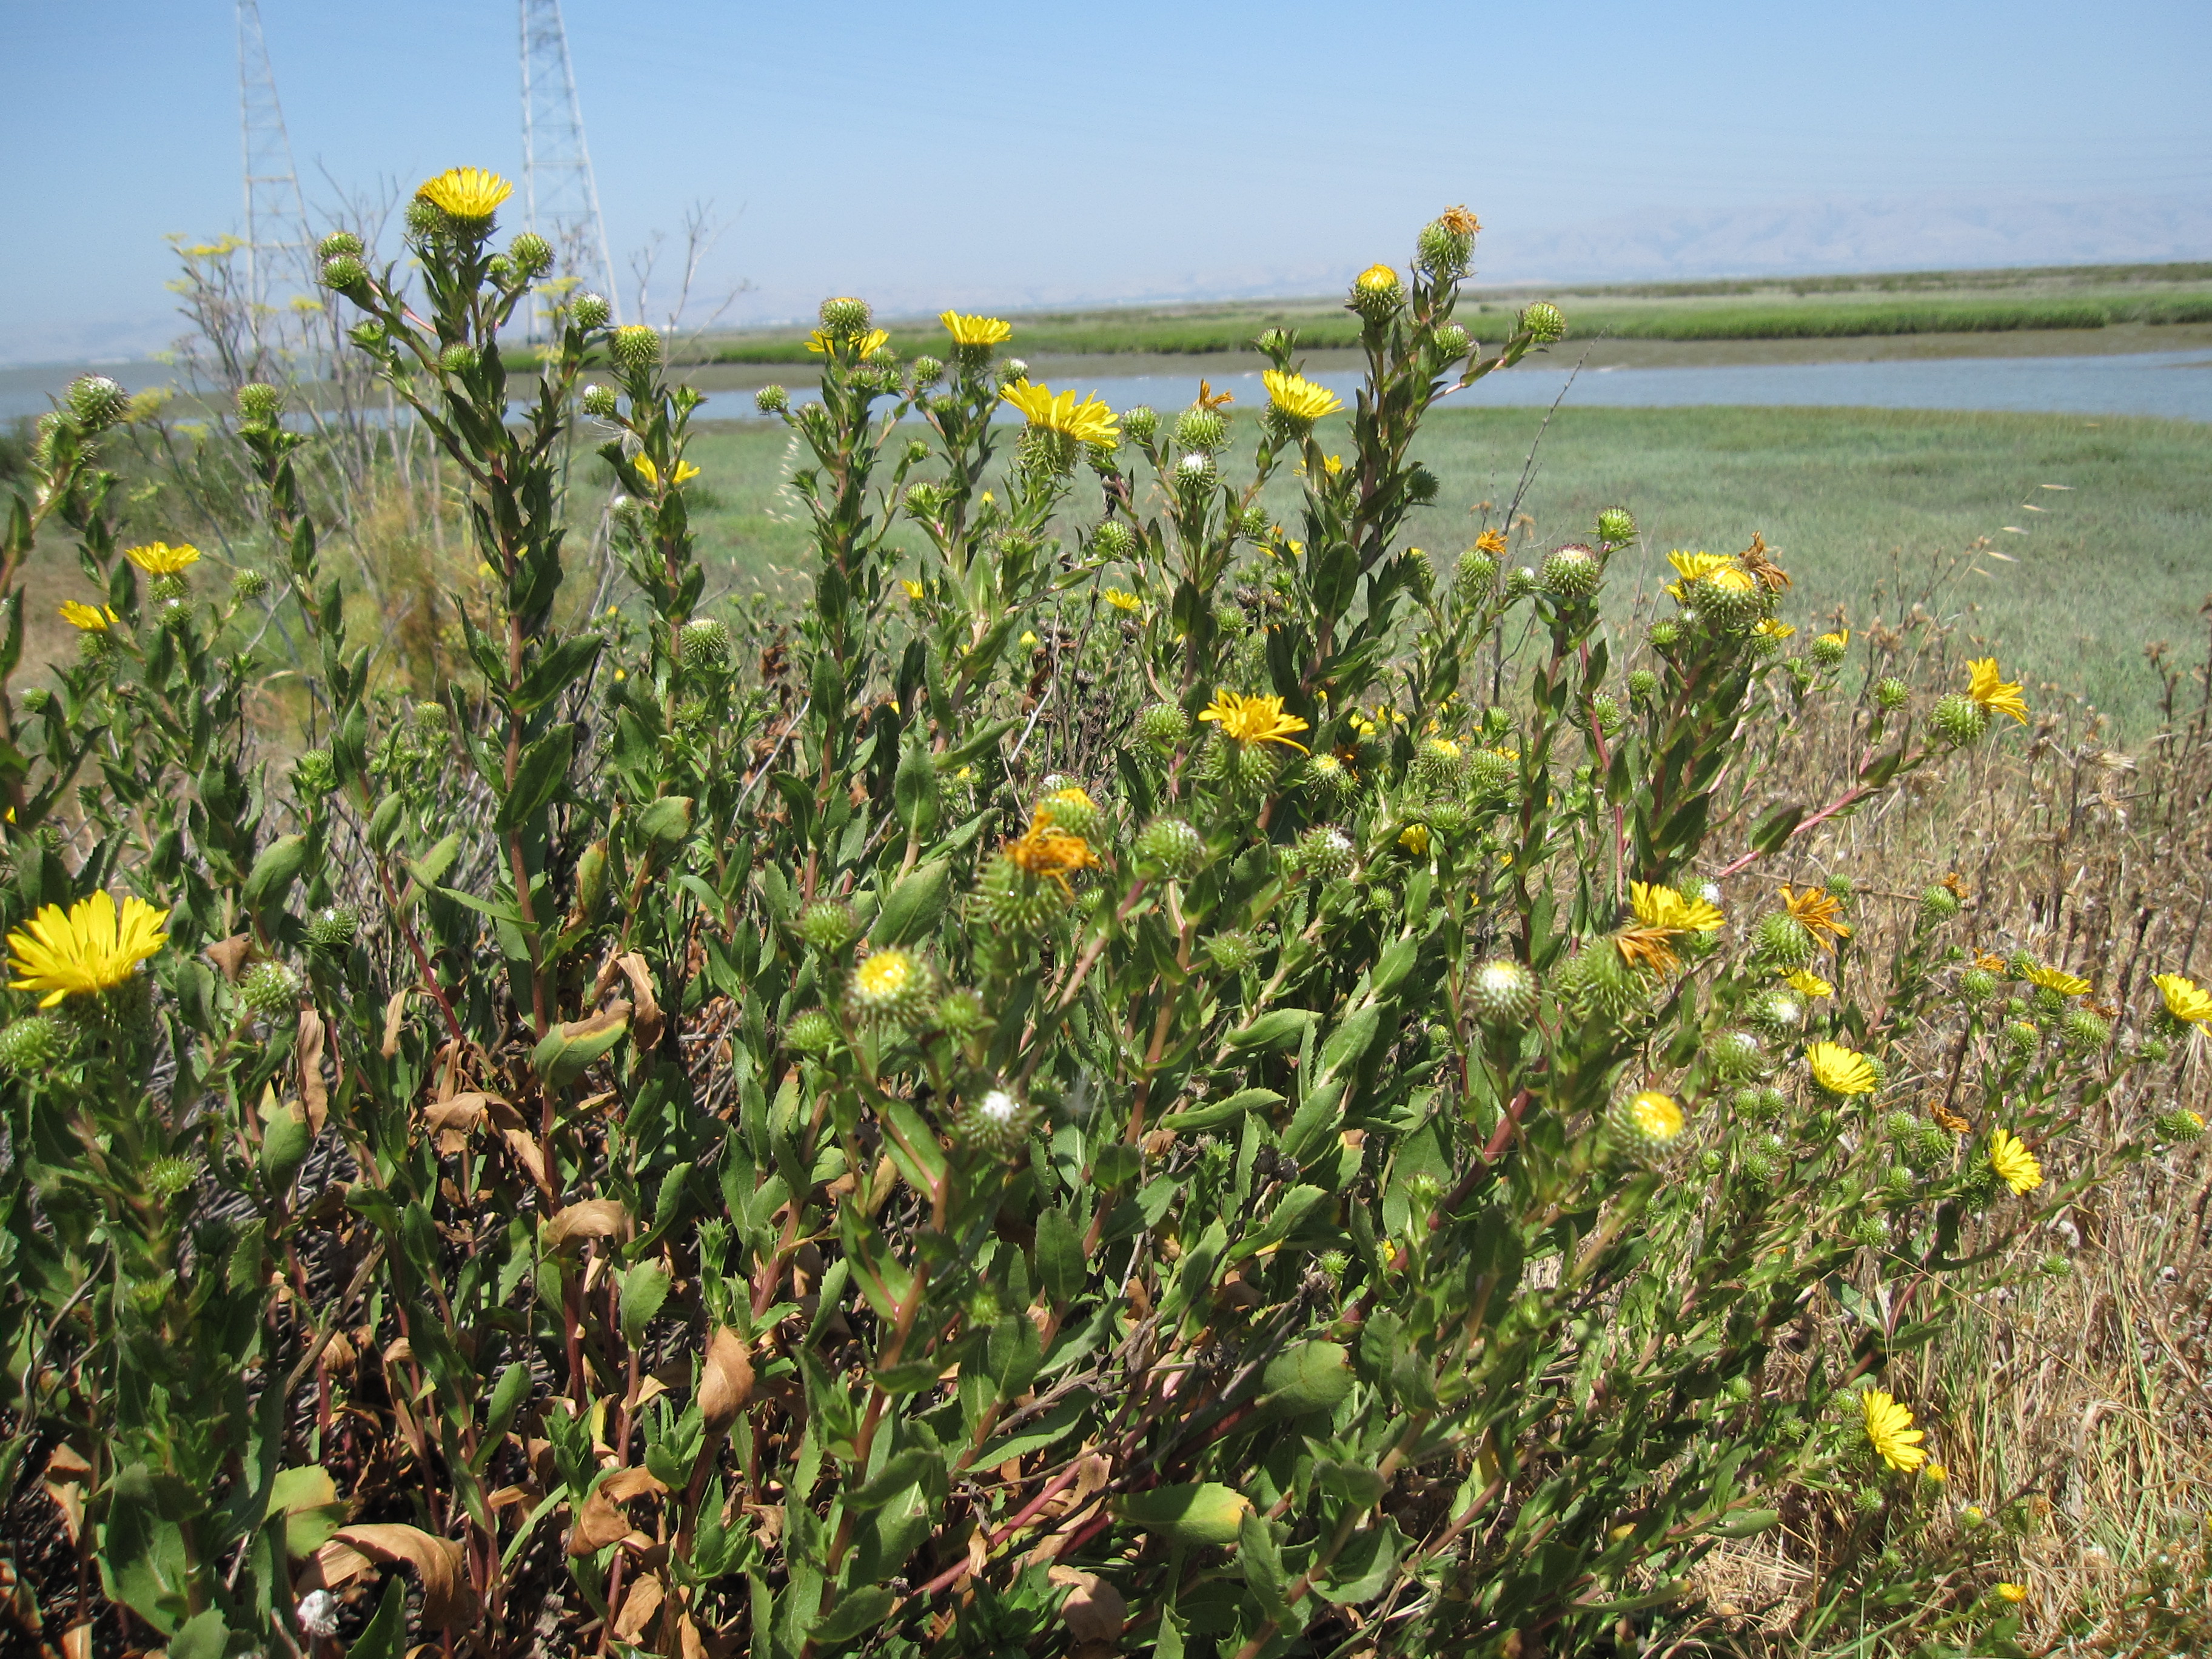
{"left": 543, "top": 1199, "right": 632, "bottom": 1250}
{"left": 612, "top": 1572, "right": 666, "bottom": 1642}
{"left": 1049, "top": 1566, "right": 1127, "bottom": 1643}
{"left": 330, "top": 1523, "right": 478, "bottom": 1628}
{"left": 698, "top": 1327, "right": 754, "bottom": 1430}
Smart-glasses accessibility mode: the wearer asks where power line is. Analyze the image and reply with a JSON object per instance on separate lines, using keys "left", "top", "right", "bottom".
{"left": 520, "top": 0, "right": 620, "bottom": 327}
{"left": 237, "top": 0, "right": 312, "bottom": 355}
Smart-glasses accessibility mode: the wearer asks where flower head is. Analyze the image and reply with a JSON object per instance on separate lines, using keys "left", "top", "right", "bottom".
{"left": 807, "top": 327, "right": 890, "bottom": 357}
{"left": 1786, "top": 968, "right": 1833, "bottom": 999}
{"left": 631, "top": 455, "right": 700, "bottom": 490}
{"left": 939, "top": 310, "right": 1012, "bottom": 347}
{"left": 1474, "top": 528, "right": 1509, "bottom": 557}
{"left": 999, "top": 380, "right": 1119, "bottom": 446}
{"left": 1664, "top": 551, "right": 1732, "bottom": 592}
{"left": 1817, "top": 629, "right": 1851, "bottom": 653}
{"left": 2023, "top": 960, "right": 2088, "bottom": 997}
{"left": 1965, "top": 658, "right": 2029, "bottom": 725}
{"left": 416, "top": 167, "right": 514, "bottom": 222}
{"left": 1922, "top": 1461, "right": 1949, "bottom": 1484}
{"left": 1754, "top": 618, "right": 1796, "bottom": 640}
{"left": 1002, "top": 817, "right": 1098, "bottom": 896}
{"left": 1737, "top": 531, "right": 1791, "bottom": 592}
{"left": 1806, "top": 1041, "right": 1877, "bottom": 1096}
{"left": 1860, "top": 1389, "right": 1928, "bottom": 1472}
{"left": 1261, "top": 370, "right": 1344, "bottom": 425}
{"left": 1988, "top": 1128, "right": 2043, "bottom": 1195}
{"left": 58, "top": 602, "right": 118, "bottom": 632}
{"left": 1103, "top": 588, "right": 1142, "bottom": 613}
{"left": 1995, "top": 1582, "right": 2028, "bottom": 1604}
{"left": 1355, "top": 263, "right": 1400, "bottom": 293}
{"left": 7, "top": 891, "right": 170, "bottom": 1007}
{"left": 2151, "top": 973, "right": 2211, "bottom": 1027}
{"left": 1198, "top": 690, "right": 1310, "bottom": 752}
{"left": 124, "top": 541, "right": 201, "bottom": 576}
{"left": 1781, "top": 884, "right": 1852, "bottom": 948}
{"left": 1615, "top": 880, "right": 1724, "bottom": 976}
{"left": 1438, "top": 204, "right": 1481, "bottom": 237}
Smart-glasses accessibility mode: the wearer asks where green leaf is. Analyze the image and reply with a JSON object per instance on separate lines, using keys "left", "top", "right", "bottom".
{"left": 532, "top": 1008, "right": 629, "bottom": 1088}
{"left": 1316, "top": 1516, "right": 1407, "bottom": 1605}
{"left": 1034, "top": 1205, "right": 1084, "bottom": 1305}
{"left": 270, "top": 1465, "right": 344, "bottom": 1557}
{"left": 1117, "top": 1482, "right": 1253, "bottom": 1547}
{"left": 1749, "top": 802, "right": 1805, "bottom": 856}
{"left": 620, "top": 1260, "right": 672, "bottom": 1347}
{"left": 1708, "top": 1507, "right": 1782, "bottom": 1538}
{"left": 635, "top": 794, "right": 694, "bottom": 854}
{"left": 242, "top": 834, "right": 310, "bottom": 917}
{"left": 1228, "top": 1009, "right": 1316, "bottom": 1052}
{"left": 1238, "top": 1509, "right": 1292, "bottom": 1621}
{"left": 494, "top": 723, "right": 575, "bottom": 831}
{"left": 873, "top": 859, "right": 951, "bottom": 947}
{"left": 346, "top": 1577, "right": 410, "bottom": 1659}
{"left": 806, "top": 1586, "right": 895, "bottom": 1646}
{"left": 894, "top": 728, "right": 939, "bottom": 839}
{"left": 1159, "top": 1088, "right": 1284, "bottom": 1133}
{"left": 167, "top": 1609, "right": 231, "bottom": 1659}
{"left": 1258, "top": 1339, "right": 1353, "bottom": 1417}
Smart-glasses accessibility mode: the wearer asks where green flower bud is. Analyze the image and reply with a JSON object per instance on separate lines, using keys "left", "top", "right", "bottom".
{"left": 1540, "top": 542, "right": 1603, "bottom": 600}
{"left": 1430, "top": 321, "right": 1470, "bottom": 358}
{"left": 1467, "top": 746, "right": 1517, "bottom": 800}
{"left": 1931, "top": 693, "right": 1989, "bottom": 746}
{"left": 320, "top": 253, "right": 369, "bottom": 292}
{"left": 680, "top": 617, "right": 731, "bottom": 669}
{"left": 1747, "top": 987, "right": 1809, "bottom": 1040}
{"left": 1810, "top": 632, "right": 1849, "bottom": 668}
{"left": 612, "top": 326, "right": 661, "bottom": 369}
{"left": 958, "top": 1085, "right": 1039, "bottom": 1159}
{"left": 1036, "top": 785, "right": 1104, "bottom": 840}
{"left": 1848, "top": 1213, "right": 1890, "bottom": 1250}
{"left": 2060, "top": 1008, "right": 2110, "bottom": 1051}
{"left": 240, "top": 961, "right": 302, "bottom": 1016}
{"left": 796, "top": 900, "right": 856, "bottom": 954}
{"left": 786, "top": 1010, "right": 839, "bottom": 1053}
{"left": 1416, "top": 218, "right": 1475, "bottom": 278}
{"left": 2154, "top": 1105, "right": 2205, "bottom": 1142}
{"left": 1956, "top": 967, "right": 1997, "bottom": 1004}
{"left": 1304, "top": 750, "right": 1356, "bottom": 808}
{"left": 304, "top": 905, "right": 360, "bottom": 950}
{"left": 1708, "top": 1028, "right": 1766, "bottom": 1082}
{"left": 1560, "top": 943, "right": 1646, "bottom": 1024}
{"left": 569, "top": 290, "right": 611, "bottom": 330}
{"left": 581, "top": 384, "right": 619, "bottom": 418}
{"left": 1506, "top": 565, "right": 1538, "bottom": 599}
{"left": 819, "top": 295, "right": 873, "bottom": 337}
{"left": 1596, "top": 506, "right": 1637, "bottom": 546}
{"left": 1627, "top": 668, "right": 1659, "bottom": 706}
{"left": 291, "top": 749, "right": 338, "bottom": 798}
{"left": 2003, "top": 1020, "right": 2040, "bottom": 1057}
{"left": 1205, "top": 931, "right": 1262, "bottom": 976}
{"left": 317, "top": 230, "right": 364, "bottom": 260}
{"left": 1121, "top": 404, "right": 1160, "bottom": 444}
{"left": 1406, "top": 464, "right": 1441, "bottom": 504}
{"left": 848, "top": 947, "right": 931, "bottom": 1025}
{"left": 1454, "top": 548, "right": 1500, "bottom": 604}
{"left": 236, "top": 383, "right": 283, "bottom": 425}
{"left": 910, "top": 354, "right": 945, "bottom": 387}
{"left": 1092, "top": 520, "right": 1138, "bottom": 560}
{"left": 1468, "top": 958, "right": 1538, "bottom": 1025}
{"left": 1648, "top": 618, "right": 1681, "bottom": 650}
{"left": 1349, "top": 263, "right": 1404, "bottom": 321}
{"left": 973, "top": 851, "right": 1068, "bottom": 937}
{"left": 1919, "top": 885, "right": 1962, "bottom": 923}
{"left": 1413, "top": 737, "right": 1468, "bottom": 793}
{"left": 1174, "top": 406, "right": 1228, "bottom": 452}
{"left": 1136, "top": 702, "right": 1188, "bottom": 750}
{"left": 0, "top": 1014, "right": 67, "bottom": 1074}
{"left": 1873, "top": 676, "right": 1909, "bottom": 711}
{"left": 1733, "top": 1084, "right": 1786, "bottom": 1120}
{"left": 1752, "top": 912, "right": 1818, "bottom": 970}
{"left": 508, "top": 231, "right": 552, "bottom": 275}
{"left": 755, "top": 383, "right": 789, "bottom": 414}
{"left": 1609, "top": 1089, "right": 1687, "bottom": 1163}
{"left": 1520, "top": 301, "right": 1566, "bottom": 344}
{"left": 935, "top": 987, "right": 987, "bottom": 1041}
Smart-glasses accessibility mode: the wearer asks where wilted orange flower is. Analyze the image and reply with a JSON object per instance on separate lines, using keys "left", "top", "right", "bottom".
{"left": 1738, "top": 532, "right": 1791, "bottom": 592}
{"left": 1781, "top": 885, "right": 1852, "bottom": 948}
{"left": 1002, "top": 819, "right": 1098, "bottom": 896}
{"left": 1438, "top": 204, "right": 1482, "bottom": 237}
{"left": 1474, "top": 529, "right": 1509, "bottom": 556}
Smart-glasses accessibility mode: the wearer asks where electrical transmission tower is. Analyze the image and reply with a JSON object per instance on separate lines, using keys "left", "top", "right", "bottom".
{"left": 520, "top": 0, "right": 620, "bottom": 325}
{"left": 237, "top": 0, "right": 313, "bottom": 351}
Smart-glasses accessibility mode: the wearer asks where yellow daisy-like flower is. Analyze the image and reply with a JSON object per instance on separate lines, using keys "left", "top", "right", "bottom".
{"left": 1474, "top": 528, "right": 1509, "bottom": 556}
{"left": 1965, "top": 658, "right": 2029, "bottom": 725}
{"left": 1625, "top": 1090, "right": 1685, "bottom": 1142}
{"left": 1707, "top": 566, "right": 1758, "bottom": 596}
{"left": 124, "top": 541, "right": 201, "bottom": 575}
{"left": 939, "top": 310, "right": 1012, "bottom": 347}
{"left": 901, "top": 580, "right": 925, "bottom": 601}
{"left": 1786, "top": 968, "right": 1833, "bottom": 999}
{"left": 1197, "top": 690, "right": 1310, "bottom": 752}
{"left": 806, "top": 326, "right": 890, "bottom": 357}
{"left": 1805, "top": 1040, "right": 1876, "bottom": 1096}
{"left": 1261, "top": 370, "right": 1344, "bottom": 424}
{"left": 851, "top": 948, "right": 917, "bottom": 1004}
{"left": 1923, "top": 1461, "right": 1949, "bottom": 1484}
{"left": 2022, "top": 961, "right": 2089, "bottom": 997}
{"left": 1995, "top": 1582, "right": 2028, "bottom": 1604}
{"left": 998, "top": 380, "right": 1120, "bottom": 446}
{"left": 1817, "top": 629, "right": 1851, "bottom": 653}
{"left": 1781, "top": 884, "right": 1852, "bottom": 947}
{"left": 1615, "top": 882, "right": 1724, "bottom": 976}
{"left": 1988, "top": 1128, "right": 2043, "bottom": 1196}
{"left": 1667, "top": 551, "right": 1731, "bottom": 584}
{"left": 630, "top": 455, "right": 701, "bottom": 489}
{"left": 7, "top": 891, "right": 170, "bottom": 1007}
{"left": 2151, "top": 973, "right": 2212, "bottom": 1027}
{"left": 1860, "top": 1389, "right": 1928, "bottom": 1472}
{"left": 58, "top": 601, "right": 118, "bottom": 631}
{"left": 1002, "top": 818, "right": 1098, "bottom": 896}
{"left": 1398, "top": 823, "right": 1430, "bottom": 856}
{"left": 416, "top": 167, "right": 514, "bottom": 222}
{"left": 1103, "top": 588, "right": 1142, "bottom": 613}
{"left": 1754, "top": 618, "right": 1796, "bottom": 640}
{"left": 1355, "top": 263, "right": 1400, "bottom": 292}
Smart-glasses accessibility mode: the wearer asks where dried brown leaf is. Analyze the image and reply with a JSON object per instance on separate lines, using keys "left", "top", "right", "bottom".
{"left": 295, "top": 1009, "right": 328, "bottom": 1136}
{"left": 204, "top": 934, "right": 252, "bottom": 982}
{"left": 543, "top": 1198, "right": 632, "bottom": 1250}
{"left": 1049, "top": 1566, "right": 1127, "bottom": 1643}
{"left": 698, "top": 1327, "right": 754, "bottom": 1432}
{"left": 330, "top": 1524, "right": 478, "bottom": 1628}
{"left": 612, "top": 1572, "right": 666, "bottom": 1642}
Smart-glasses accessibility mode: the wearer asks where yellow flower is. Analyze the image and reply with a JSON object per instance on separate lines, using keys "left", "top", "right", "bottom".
{"left": 1002, "top": 818, "right": 1098, "bottom": 896}
{"left": 999, "top": 380, "right": 1119, "bottom": 446}
{"left": 1707, "top": 566, "right": 1757, "bottom": 595}
{"left": 630, "top": 455, "right": 700, "bottom": 489}
{"left": 1988, "top": 1128, "right": 2043, "bottom": 1196}
{"left": 1615, "top": 882, "right": 1723, "bottom": 976}
{"left": 2022, "top": 961, "right": 2088, "bottom": 997}
{"left": 1781, "top": 884, "right": 1852, "bottom": 947}
{"left": 1960, "top": 1504, "right": 1986, "bottom": 1525}
{"left": 124, "top": 541, "right": 201, "bottom": 575}
{"left": 1860, "top": 1389, "right": 1928, "bottom": 1472}
{"left": 1474, "top": 528, "right": 1509, "bottom": 556}
{"left": 902, "top": 580, "right": 925, "bottom": 600}
{"left": 58, "top": 602, "right": 118, "bottom": 631}
{"left": 2151, "top": 973, "right": 2212, "bottom": 1027}
{"left": 1754, "top": 618, "right": 1796, "bottom": 640}
{"left": 806, "top": 326, "right": 890, "bottom": 357}
{"left": 1625, "top": 1090, "right": 1685, "bottom": 1142}
{"left": 1198, "top": 690, "right": 1310, "bottom": 752}
{"left": 853, "top": 948, "right": 917, "bottom": 1003}
{"left": 417, "top": 167, "right": 514, "bottom": 221}
{"left": 1923, "top": 1461, "right": 1949, "bottom": 1484}
{"left": 1398, "top": 823, "right": 1430, "bottom": 856}
{"left": 1806, "top": 1041, "right": 1876, "bottom": 1096}
{"left": 1103, "top": 588, "right": 1142, "bottom": 612}
{"left": 1786, "top": 968, "right": 1833, "bottom": 999}
{"left": 1995, "top": 1582, "right": 2027, "bottom": 1604}
{"left": 1666, "top": 551, "right": 1731, "bottom": 585}
{"left": 939, "top": 310, "right": 1012, "bottom": 347}
{"left": 1261, "top": 370, "right": 1344, "bottom": 424}
{"left": 1356, "top": 263, "right": 1400, "bottom": 292}
{"left": 1019, "top": 631, "right": 1039, "bottom": 648}
{"left": 1817, "top": 629, "right": 1851, "bottom": 652}
{"left": 1965, "top": 657, "right": 2028, "bottom": 725}
{"left": 7, "top": 891, "right": 170, "bottom": 1007}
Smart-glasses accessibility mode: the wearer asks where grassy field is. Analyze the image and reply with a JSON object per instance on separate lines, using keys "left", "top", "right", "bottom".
{"left": 674, "top": 404, "right": 2211, "bottom": 732}
{"left": 694, "top": 260, "right": 2212, "bottom": 364}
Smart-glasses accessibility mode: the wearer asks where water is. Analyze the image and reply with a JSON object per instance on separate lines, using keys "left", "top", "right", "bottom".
{"left": 9, "top": 348, "right": 2211, "bottom": 426}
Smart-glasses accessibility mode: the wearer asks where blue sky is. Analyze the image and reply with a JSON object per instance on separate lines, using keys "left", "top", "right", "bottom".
{"left": 3, "top": 0, "right": 2210, "bottom": 363}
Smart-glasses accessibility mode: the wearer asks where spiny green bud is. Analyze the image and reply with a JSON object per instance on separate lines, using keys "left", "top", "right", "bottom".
{"left": 581, "top": 384, "right": 619, "bottom": 418}
{"left": 1468, "top": 958, "right": 1538, "bottom": 1025}
{"left": 2030, "top": 984, "right": 2066, "bottom": 1018}
{"left": 1520, "top": 301, "right": 1566, "bottom": 344}
{"left": 1406, "top": 464, "right": 1440, "bottom": 505}
{"left": 1402, "top": 545, "right": 1434, "bottom": 597}
{"left": 2003, "top": 1020, "right": 2040, "bottom": 1057}
{"left": 1092, "top": 520, "right": 1138, "bottom": 560}
{"left": 1957, "top": 967, "right": 1998, "bottom": 1004}
{"left": 1747, "top": 987, "right": 1809, "bottom": 1040}
{"left": 65, "top": 375, "right": 130, "bottom": 432}
{"left": 819, "top": 295, "right": 873, "bottom": 337}
{"left": 1304, "top": 750, "right": 1356, "bottom": 807}
{"left": 240, "top": 961, "right": 302, "bottom": 1016}
{"left": 2155, "top": 1105, "right": 2205, "bottom": 1142}
{"left": 1849, "top": 1213, "right": 1890, "bottom": 1250}
{"left": 903, "top": 481, "right": 943, "bottom": 518}
{"left": 755, "top": 383, "right": 789, "bottom": 414}
{"left": 1121, "top": 404, "right": 1159, "bottom": 444}
{"left": 786, "top": 1010, "right": 839, "bottom": 1053}
{"left": 1454, "top": 547, "right": 1500, "bottom": 603}
{"left": 848, "top": 947, "right": 931, "bottom": 1025}
{"left": 612, "top": 326, "right": 661, "bottom": 369}
{"left": 1752, "top": 912, "right": 1818, "bottom": 970}
{"left": 1468, "top": 747, "right": 1517, "bottom": 800}
{"left": 144, "top": 1156, "right": 199, "bottom": 1202}
{"left": 1430, "top": 321, "right": 1470, "bottom": 358}
{"left": 1627, "top": 668, "right": 1659, "bottom": 705}
{"left": 1416, "top": 218, "right": 1475, "bottom": 278}
{"left": 1175, "top": 406, "right": 1228, "bottom": 452}
{"left": 974, "top": 851, "right": 1067, "bottom": 937}
{"left": 1914, "top": 884, "right": 1960, "bottom": 923}
{"left": 486, "top": 255, "right": 515, "bottom": 285}
{"left": 1175, "top": 450, "right": 1216, "bottom": 486}
{"left": 680, "top": 617, "right": 731, "bottom": 669}
{"left": 935, "top": 987, "right": 987, "bottom": 1041}
{"left": 291, "top": 749, "right": 338, "bottom": 797}
{"left": 1648, "top": 618, "right": 1681, "bottom": 650}
{"left": 1413, "top": 737, "right": 1467, "bottom": 793}
{"left": 320, "top": 253, "right": 369, "bottom": 292}
{"left": 1136, "top": 702, "right": 1188, "bottom": 750}
{"left": 1036, "top": 786, "right": 1103, "bottom": 840}
{"left": 1316, "top": 1249, "right": 1350, "bottom": 1284}
{"left": 1609, "top": 1090, "right": 1687, "bottom": 1163}
{"left": 1874, "top": 676, "right": 1909, "bottom": 711}
{"left": 413, "top": 701, "right": 450, "bottom": 736}
{"left": 0, "top": 1015, "right": 66, "bottom": 1074}
{"left": 1708, "top": 1028, "right": 1766, "bottom": 1082}
{"left": 1426, "top": 800, "right": 1471, "bottom": 841}
{"left": 404, "top": 198, "right": 445, "bottom": 239}
{"left": 236, "top": 383, "right": 283, "bottom": 425}
{"left": 1882, "top": 1108, "right": 1920, "bottom": 1141}
{"left": 1349, "top": 263, "right": 1404, "bottom": 320}
{"left": 1540, "top": 542, "right": 1603, "bottom": 600}
{"left": 1584, "top": 692, "right": 1623, "bottom": 736}
{"left": 1205, "top": 931, "right": 1262, "bottom": 976}
{"left": 1596, "top": 506, "right": 1637, "bottom": 546}
{"left": 1810, "top": 631, "right": 1849, "bottom": 668}
{"left": 437, "top": 341, "right": 478, "bottom": 376}
{"left": 231, "top": 568, "right": 271, "bottom": 601}
{"left": 508, "top": 231, "right": 552, "bottom": 275}
{"left": 304, "top": 905, "right": 360, "bottom": 950}
{"left": 1506, "top": 565, "right": 1538, "bottom": 599}
{"left": 2134, "top": 1036, "right": 2171, "bottom": 1065}
{"left": 1560, "top": 943, "right": 1646, "bottom": 1024}
{"left": 910, "top": 355, "right": 944, "bottom": 387}
{"left": 998, "top": 358, "right": 1029, "bottom": 384}
{"left": 1133, "top": 817, "right": 1205, "bottom": 882}
{"left": 796, "top": 900, "right": 856, "bottom": 953}
{"left": 2060, "top": 1008, "right": 2110, "bottom": 1051}
{"left": 1295, "top": 825, "right": 1355, "bottom": 881}
{"left": 1733, "top": 1084, "right": 1786, "bottom": 1120}
{"left": 1958, "top": 1159, "right": 2000, "bottom": 1210}
{"left": 1905, "top": 1121, "right": 1953, "bottom": 1168}
{"left": 958, "top": 1085, "right": 1039, "bottom": 1159}
{"left": 317, "top": 230, "right": 363, "bottom": 261}
{"left": 1931, "top": 693, "right": 1989, "bottom": 746}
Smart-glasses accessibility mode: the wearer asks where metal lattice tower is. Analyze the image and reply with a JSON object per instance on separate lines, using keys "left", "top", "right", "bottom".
{"left": 238, "top": 0, "right": 312, "bottom": 341}
{"left": 520, "top": 0, "right": 620, "bottom": 324}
